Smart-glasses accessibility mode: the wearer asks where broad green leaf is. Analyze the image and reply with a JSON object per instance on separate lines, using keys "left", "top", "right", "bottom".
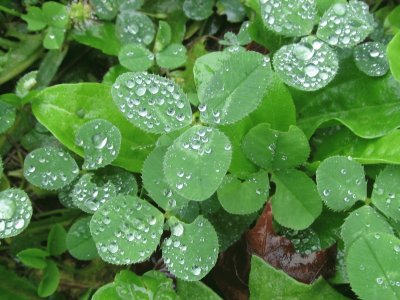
{"left": 72, "top": 174, "right": 117, "bottom": 214}
{"left": 90, "top": 0, "right": 120, "bottom": 20}
{"left": 116, "top": 11, "right": 155, "bottom": 46}
{"left": 38, "top": 260, "right": 60, "bottom": 297}
{"left": 32, "top": 83, "right": 158, "bottom": 172}
{"left": 162, "top": 216, "right": 219, "bottom": 281}
{"left": 76, "top": 119, "right": 121, "bottom": 170}
{"left": 346, "top": 233, "right": 400, "bottom": 300}
{"left": 163, "top": 126, "right": 232, "bottom": 201}
{"left": 42, "top": 1, "right": 69, "bottom": 28}
{"left": 92, "top": 283, "right": 120, "bottom": 300}
{"left": 273, "top": 36, "right": 339, "bottom": 91}
{"left": 260, "top": 0, "right": 317, "bottom": 37}
{"left": 118, "top": 43, "right": 154, "bottom": 72}
{"left": 386, "top": 6, "right": 400, "bottom": 33}
{"left": 142, "top": 146, "right": 189, "bottom": 211}
{"left": 216, "top": 0, "right": 246, "bottom": 23}
{"left": 43, "top": 27, "right": 66, "bottom": 50}
{"left": 154, "top": 21, "right": 172, "bottom": 52}
{"left": 341, "top": 206, "right": 393, "bottom": 249}
{"left": 199, "top": 51, "right": 272, "bottom": 125}
{"left": 388, "top": 32, "right": 400, "bottom": 82}
{"left": 90, "top": 195, "right": 164, "bottom": 264}
{"left": 371, "top": 165, "right": 400, "bottom": 222}
{"left": 177, "top": 280, "right": 222, "bottom": 300}
{"left": 66, "top": 216, "right": 98, "bottom": 261}
{"left": 317, "top": 0, "right": 374, "bottom": 48}
{"left": 23, "top": 147, "right": 79, "bottom": 190}
{"left": 156, "top": 43, "right": 187, "bottom": 69}
{"left": 0, "top": 189, "right": 32, "bottom": 238}
{"left": 249, "top": 255, "right": 348, "bottom": 300}
{"left": 47, "top": 224, "right": 67, "bottom": 256}
{"left": 0, "top": 101, "right": 16, "bottom": 134}
{"left": 354, "top": 42, "right": 389, "bottom": 77}
{"left": 217, "top": 171, "right": 269, "bottom": 215}
{"left": 22, "top": 6, "right": 47, "bottom": 31}
{"left": 242, "top": 124, "right": 309, "bottom": 170}
{"left": 17, "top": 248, "right": 49, "bottom": 269}
{"left": 272, "top": 169, "right": 322, "bottom": 230}
{"left": 183, "top": 0, "right": 213, "bottom": 21}
{"left": 292, "top": 59, "right": 400, "bottom": 139}
{"left": 316, "top": 156, "right": 367, "bottom": 211}
{"left": 316, "top": 0, "right": 347, "bottom": 16}
{"left": 0, "top": 265, "right": 39, "bottom": 300}
{"left": 112, "top": 72, "right": 192, "bottom": 134}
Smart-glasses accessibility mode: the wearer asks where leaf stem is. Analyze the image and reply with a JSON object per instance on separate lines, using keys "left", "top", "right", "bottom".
{"left": 0, "top": 5, "right": 21, "bottom": 17}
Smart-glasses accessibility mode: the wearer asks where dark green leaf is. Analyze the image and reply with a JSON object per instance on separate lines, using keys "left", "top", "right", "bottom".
{"left": 47, "top": 224, "right": 67, "bottom": 256}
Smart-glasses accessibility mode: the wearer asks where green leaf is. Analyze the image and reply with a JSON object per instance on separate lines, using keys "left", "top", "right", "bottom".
{"left": 97, "top": 166, "right": 138, "bottom": 196}
{"left": 316, "top": 156, "right": 367, "bottom": 211}
{"left": 317, "top": 1, "right": 375, "bottom": 48}
{"left": 242, "top": 124, "right": 309, "bottom": 170}
{"left": 90, "top": 0, "right": 120, "bottom": 20}
{"left": 163, "top": 126, "right": 232, "bottom": 201}
{"left": 76, "top": 119, "right": 121, "bottom": 170}
{"left": 142, "top": 146, "right": 189, "bottom": 211}
{"left": 353, "top": 42, "right": 389, "bottom": 77}
{"left": 216, "top": 0, "right": 246, "bottom": 23}
{"left": 90, "top": 195, "right": 164, "bottom": 264}
{"left": 103, "top": 65, "right": 130, "bottom": 85}
{"left": 0, "top": 189, "right": 33, "bottom": 238}
{"left": 177, "top": 279, "right": 222, "bottom": 300}
{"left": 183, "top": 0, "right": 214, "bottom": 21}
{"left": 66, "top": 216, "right": 98, "bottom": 261}
{"left": 43, "top": 27, "right": 66, "bottom": 50}
{"left": 17, "top": 248, "right": 49, "bottom": 269}
{"left": 47, "top": 224, "right": 67, "bottom": 256}
{"left": 0, "top": 100, "right": 16, "bottom": 134}
{"left": 199, "top": 51, "right": 272, "bottom": 125}
{"left": 92, "top": 283, "right": 120, "bottom": 300}
{"left": 112, "top": 72, "right": 192, "bottom": 134}
{"left": 293, "top": 59, "right": 400, "bottom": 139}
{"left": 154, "top": 21, "right": 172, "bottom": 52}
{"left": 273, "top": 36, "right": 339, "bottom": 91}
{"left": 23, "top": 147, "right": 79, "bottom": 190}
{"left": 38, "top": 260, "right": 60, "bottom": 297}
{"left": 272, "top": 169, "right": 322, "bottom": 230}
{"left": 22, "top": 6, "right": 47, "bottom": 31}
{"left": 42, "top": 1, "right": 69, "bottom": 28}
{"left": 346, "top": 233, "right": 400, "bottom": 300}
{"left": 371, "top": 165, "right": 400, "bottom": 222}
{"left": 260, "top": 0, "right": 317, "bottom": 37}
{"left": 32, "top": 83, "right": 158, "bottom": 173}
{"left": 36, "top": 49, "right": 68, "bottom": 88}
{"left": 162, "top": 216, "right": 219, "bottom": 281}
{"left": 249, "top": 255, "right": 348, "bottom": 300}
{"left": 217, "top": 171, "right": 269, "bottom": 215}
{"left": 388, "top": 32, "right": 400, "bottom": 82}
{"left": 118, "top": 43, "right": 154, "bottom": 72}
{"left": 156, "top": 43, "right": 187, "bottom": 69}
{"left": 116, "top": 11, "right": 155, "bottom": 46}
{"left": 0, "top": 265, "right": 39, "bottom": 300}
{"left": 341, "top": 206, "right": 393, "bottom": 249}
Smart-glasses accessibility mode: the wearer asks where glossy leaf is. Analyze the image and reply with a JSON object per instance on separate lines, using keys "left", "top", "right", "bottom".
{"left": 42, "top": 1, "right": 69, "bottom": 28}
{"left": 388, "top": 32, "right": 400, "bottom": 82}
{"left": 116, "top": 11, "right": 155, "bottom": 46}
{"left": 216, "top": 0, "right": 246, "bottom": 23}
{"left": 43, "top": 27, "right": 66, "bottom": 50}
{"left": 183, "top": 0, "right": 213, "bottom": 21}
{"left": 354, "top": 42, "right": 389, "bottom": 77}
{"left": 90, "top": 0, "right": 120, "bottom": 20}
{"left": 17, "top": 248, "right": 49, "bottom": 269}
{"left": 118, "top": 43, "right": 154, "bottom": 72}
{"left": 66, "top": 217, "right": 98, "bottom": 261}
{"left": 154, "top": 21, "right": 172, "bottom": 52}
{"left": 156, "top": 43, "right": 187, "bottom": 69}
{"left": 22, "top": 7, "right": 47, "bottom": 31}
{"left": 177, "top": 279, "right": 222, "bottom": 300}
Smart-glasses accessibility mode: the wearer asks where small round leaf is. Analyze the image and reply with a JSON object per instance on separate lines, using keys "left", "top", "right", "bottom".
{"left": 118, "top": 43, "right": 154, "bottom": 72}
{"left": 353, "top": 42, "right": 389, "bottom": 77}
{"left": 89, "top": 0, "right": 120, "bottom": 20}
{"left": 183, "top": 0, "right": 213, "bottom": 21}
{"left": 116, "top": 11, "right": 155, "bottom": 46}
{"left": 156, "top": 44, "right": 187, "bottom": 69}
{"left": 66, "top": 216, "right": 98, "bottom": 261}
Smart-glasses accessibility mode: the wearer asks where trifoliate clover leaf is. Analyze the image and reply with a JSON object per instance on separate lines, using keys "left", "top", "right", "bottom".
{"left": 112, "top": 72, "right": 192, "bottom": 134}
{"left": 242, "top": 124, "right": 310, "bottom": 171}
{"left": 0, "top": 189, "right": 32, "bottom": 238}
{"left": 66, "top": 216, "right": 98, "bottom": 261}
{"left": 156, "top": 44, "right": 187, "bottom": 69}
{"left": 163, "top": 126, "right": 232, "bottom": 201}
{"left": 22, "top": 6, "right": 47, "bottom": 31}
{"left": 371, "top": 165, "right": 400, "bottom": 222}
{"left": 116, "top": 11, "right": 155, "bottom": 46}
{"left": 118, "top": 43, "right": 154, "bottom": 72}
{"left": 75, "top": 119, "right": 121, "bottom": 170}
{"left": 353, "top": 42, "right": 389, "bottom": 77}
{"left": 217, "top": 171, "right": 269, "bottom": 215}
{"left": 42, "top": 2, "right": 69, "bottom": 29}
{"left": 71, "top": 174, "right": 117, "bottom": 214}
{"left": 90, "top": 195, "right": 164, "bottom": 265}
{"left": 162, "top": 216, "right": 219, "bottom": 281}
{"left": 341, "top": 206, "right": 393, "bottom": 249}
{"left": 346, "top": 233, "right": 400, "bottom": 300}
{"left": 183, "top": 0, "right": 214, "bottom": 21}
{"left": 316, "top": 0, "right": 375, "bottom": 48}
{"left": 260, "top": 0, "right": 317, "bottom": 37}
{"left": 316, "top": 156, "right": 367, "bottom": 211}
{"left": 24, "top": 147, "right": 79, "bottom": 190}
{"left": 199, "top": 51, "right": 272, "bottom": 125}
{"left": 0, "top": 101, "right": 16, "bottom": 134}
{"left": 142, "top": 146, "right": 190, "bottom": 211}
{"left": 273, "top": 36, "right": 339, "bottom": 91}
{"left": 89, "top": 0, "right": 120, "bottom": 20}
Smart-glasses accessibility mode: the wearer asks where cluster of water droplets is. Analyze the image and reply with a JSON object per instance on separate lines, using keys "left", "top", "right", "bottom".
{"left": 260, "top": 0, "right": 316, "bottom": 37}
{"left": 317, "top": 0, "right": 375, "bottom": 48}
{"left": 373, "top": 182, "right": 398, "bottom": 211}
{"left": 90, "top": 0, "right": 118, "bottom": 20}
{"left": 273, "top": 36, "right": 339, "bottom": 91}
{"left": 283, "top": 228, "right": 321, "bottom": 255}
{"left": 116, "top": 11, "right": 155, "bottom": 45}
{"left": 112, "top": 72, "right": 191, "bottom": 133}
{"left": 0, "top": 189, "right": 32, "bottom": 238}
{"left": 353, "top": 42, "right": 389, "bottom": 77}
